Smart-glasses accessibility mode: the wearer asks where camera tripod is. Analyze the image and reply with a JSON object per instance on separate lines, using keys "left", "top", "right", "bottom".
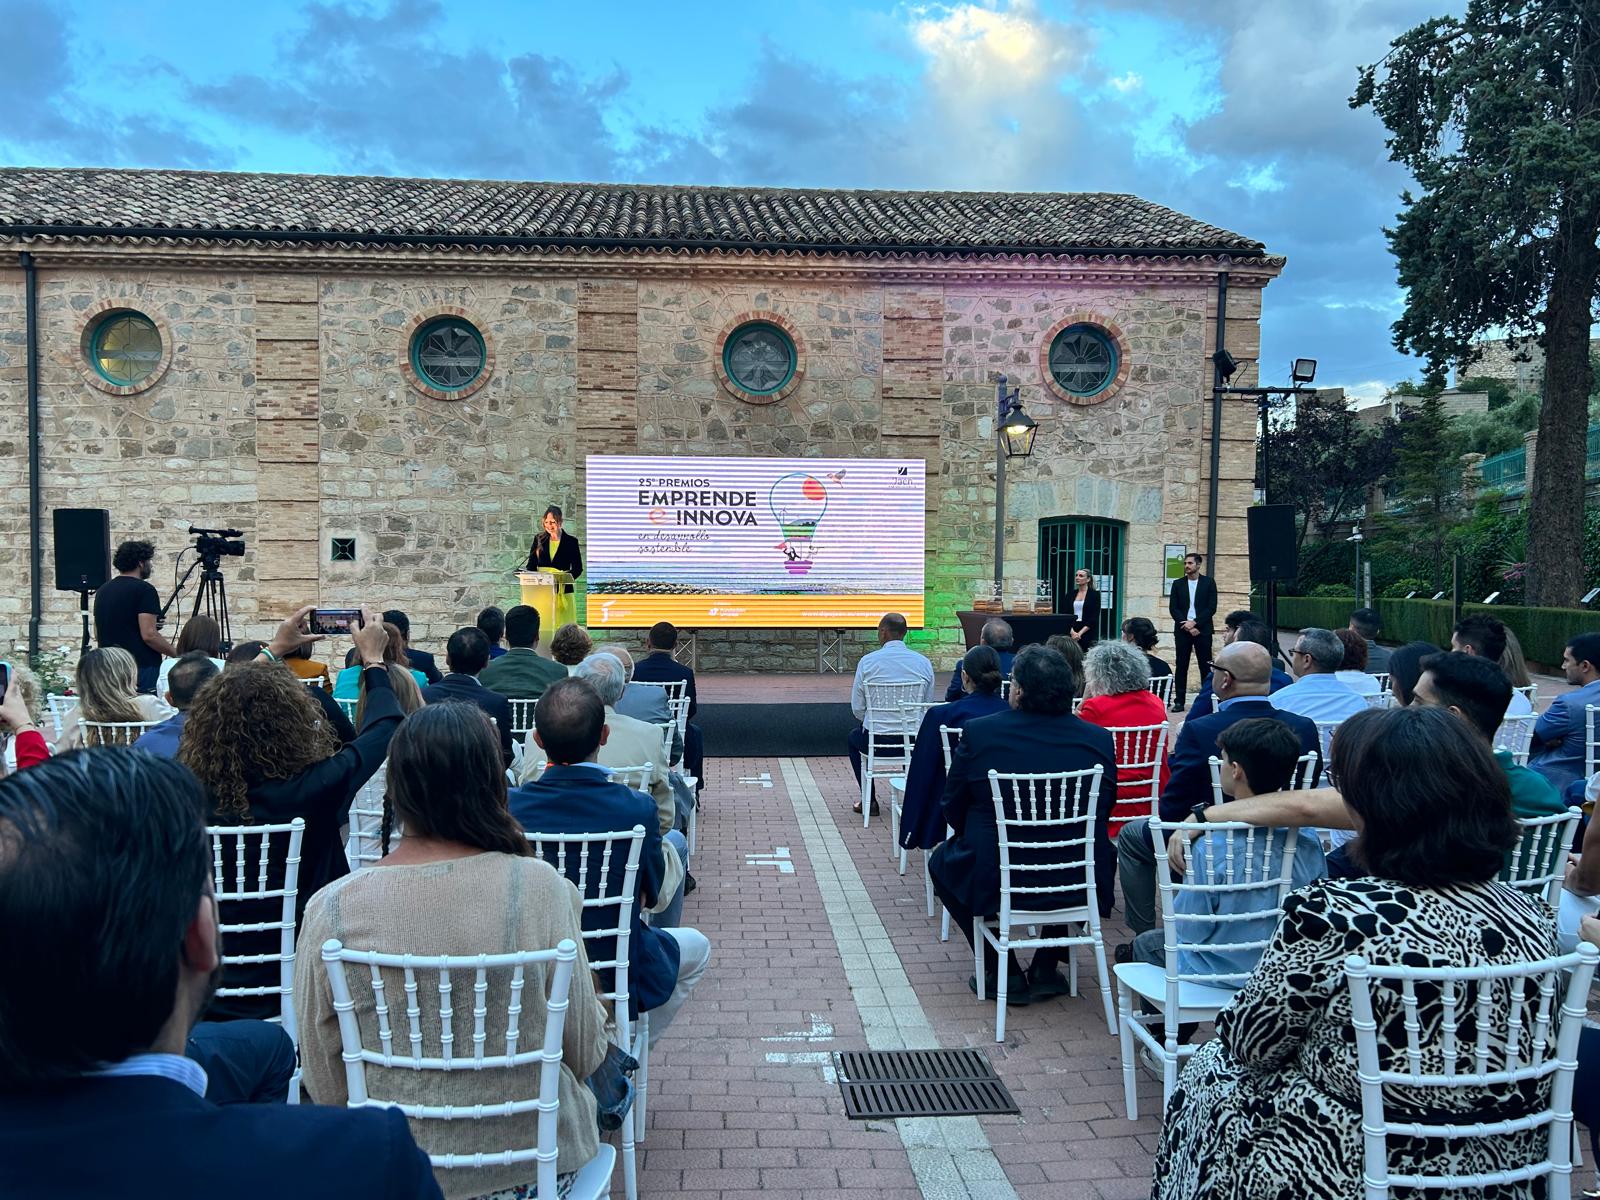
{"left": 162, "top": 554, "right": 234, "bottom": 652}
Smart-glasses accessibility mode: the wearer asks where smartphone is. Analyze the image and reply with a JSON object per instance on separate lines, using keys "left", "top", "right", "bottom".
{"left": 0, "top": 662, "right": 9, "bottom": 694}
{"left": 309, "top": 608, "right": 363, "bottom": 636}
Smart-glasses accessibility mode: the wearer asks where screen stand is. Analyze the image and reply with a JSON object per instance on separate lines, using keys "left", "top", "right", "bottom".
{"left": 78, "top": 576, "right": 93, "bottom": 654}
{"left": 816, "top": 629, "right": 846, "bottom": 675}
{"left": 673, "top": 631, "right": 699, "bottom": 674}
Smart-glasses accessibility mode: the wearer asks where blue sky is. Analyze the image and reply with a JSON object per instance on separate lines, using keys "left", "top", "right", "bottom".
{"left": 2, "top": 0, "right": 1455, "bottom": 401}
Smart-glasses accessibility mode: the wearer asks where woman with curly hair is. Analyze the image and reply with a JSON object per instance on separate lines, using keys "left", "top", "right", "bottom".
{"left": 54, "top": 647, "right": 172, "bottom": 752}
{"left": 550, "top": 622, "right": 593, "bottom": 672}
{"left": 179, "top": 607, "right": 400, "bottom": 1022}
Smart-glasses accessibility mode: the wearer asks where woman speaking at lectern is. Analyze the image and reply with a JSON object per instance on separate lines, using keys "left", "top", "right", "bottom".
{"left": 525, "top": 505, "right": 583, "bottom": 582}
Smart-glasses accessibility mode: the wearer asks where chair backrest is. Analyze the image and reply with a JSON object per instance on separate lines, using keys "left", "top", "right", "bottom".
{"left": 1071, "top": 697, "right": 1084, "bottom": 714}
{"left": 208, "top": 817, "right": 306, "bottom": 1033}
{"left": 604, "top": 763, "right": 654, "bottom": 793}
{"left": 864, "top": 681, "right": 928, "bottom": 735}
{"left": 1104, "top": 723, "right": 1171, "bottom": 822}
{"left": 1503, "top": 807, "right": 1585, "bottom": 905}
{"left": 321, "top": 936, "right": 579, "bottom": 1194}
{"left": 46, "top": 693, "right": 77, "bottom": 739}
{"left": 1587, "top": 705, "right": 1598, "bottom": 780}
{"left": 1146, "top": 817, "right": 1305, "bottom": 992}
{"left": 986, "top": 765, "right": 1106, "bottom": 927}
{"left": 655, "top": 721, "right": 675, "bottom": 767}
{"left": 1000, "top": 678, "right": 1012, "bottom": 700}
{"left": 668, "top": 695, "right": 690, "bottom": 737}
{"left": 1313, "top": 719, "right": 1342, "bottom": 764}
{"left": 1147, "top": 674, "right": 1173, "bottom": 703}
{"left": 346, "top": 763, "right": 391, "bottom": 868}
{"left": 1344, "top": 943, "right": 1600, "bottom": 1197}
{"left": 522, "top": 826, "right": 646, "bottom": 1030}
{"left": 1207, "top": 752, "right": 1321, "bottom": 805}
{"left": 1495, "top": 713, "right": 1538, "bottom": 766}
{"left": 631, "top": 678, "right": 686, "bottom": 702}
{"left": 1367, "top": 672, "right": 1390, "bottom": 692}
{"left": 1516, "top": 682, "right": 1538, "bottom": 709}
{"left": 507, "top": 698, "right": 537, "bottom": 737}
{"left": 336, "top": 696, "right": 359, "bottom": 725}
{"left": 78, "top": 718, "right": 161, "bottom": 748}
{"left": 937, "top": 724, "right": 964, "bottom": 771}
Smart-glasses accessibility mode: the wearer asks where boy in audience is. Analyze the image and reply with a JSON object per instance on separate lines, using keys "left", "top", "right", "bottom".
{"left": 477, "top": 605, "right": 508, "bottom": 659}
{"left": 1141, "top": 718, "right": 1326, "bottom": 986}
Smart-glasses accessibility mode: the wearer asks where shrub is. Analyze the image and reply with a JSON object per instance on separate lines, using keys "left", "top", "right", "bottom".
{"left": 1381, "top": 578, "right": 1431, "bottom": 599}
{"left": 1308, "top": 584, "right": 1357, "bottom": 598}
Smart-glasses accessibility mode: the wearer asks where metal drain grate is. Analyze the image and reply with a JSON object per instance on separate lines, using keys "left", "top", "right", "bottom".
{"left": 834, "top": 1048, "right": 1019, "bottom": 1119}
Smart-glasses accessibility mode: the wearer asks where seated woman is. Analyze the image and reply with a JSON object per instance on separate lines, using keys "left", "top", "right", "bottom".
{"left": 1121, "top": 616, "right": 1172, "bottom": 681}
{"left": 333, "top": 621, "right": 427, "bottom": 700}
{"left": 1154, "top": 705, "right": 1554, "bottom": 1200}
{"left": 897, "top": 646, "right": 1011, "bottom": 855}
{"left": 1384, "top": 640, "right": 1441, "bottom": 706}
{"left": 0, "top": 661, "right": 46, "bottom": 776}
{"left": 155, "top": 614, "right": 228, "bottom": 700}
{"left": 179, "top": 608, "right": 401, "bottom": 1021}
{"left": 1331, "top": 627, "right": 1381, "bottom": 698}
{"left": 53, "top": 647, "right": 172, "bottom": 752}
{"left": 1077, "top": 641, "right": 1170, "bottom": 839}
{"left": 1044, "top": 634, "right": 1087, "bottom": 699}
{"left": 296, "top": 703, "right": 609, "bottom": 1199}
{"left": 550, "top": 623, "right": 593, "bottom": 674}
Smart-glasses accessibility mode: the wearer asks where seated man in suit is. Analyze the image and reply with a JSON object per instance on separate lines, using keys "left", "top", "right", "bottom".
{"left": 479, "top": 604, "right": 566, "bottom": 702}
{"left": 508, "top": 679, "right": 710, "bottom": 1047}
{"left": 382, "top": 608, "right": 443, "bottom": 686}
{"left": 943, "top": 618, "right": 1015, "bottom": 702}
{"left": 421, "top": 627, "right": 513, "bottom": 766}
{"left": 1116, "top": 641, "right": 1321, "bottom": 953}
{"left": 132, "top": 651, "right": 219, "bottom": 757}
{"left": 0, "top": 750, "right": 441, "bottom": 1200}
{"left": 928, "top": 644, "right": 1117, "bottom": 1006}
{"left": 631, "top": 621, "right": 704, "bottom": 787}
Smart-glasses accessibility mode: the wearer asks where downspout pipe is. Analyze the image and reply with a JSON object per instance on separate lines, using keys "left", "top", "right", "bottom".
{"left": 1205, "top": 271, "right": 1229, "bottom": 569}
{"left": 21, "top": 250, "right": 41, "bottom": 658}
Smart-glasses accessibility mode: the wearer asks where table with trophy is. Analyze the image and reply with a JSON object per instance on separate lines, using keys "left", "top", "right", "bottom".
{"left": 956, "top": 578, "right": 1073, "bottom": 649}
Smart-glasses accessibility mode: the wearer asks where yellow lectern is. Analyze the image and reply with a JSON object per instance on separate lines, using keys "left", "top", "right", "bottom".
{"left": 517, "top": 568, "right": 576, "bottom": 632}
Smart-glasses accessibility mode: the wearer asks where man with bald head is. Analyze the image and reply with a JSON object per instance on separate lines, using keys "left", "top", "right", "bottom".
{"left": 943, "top": 618, "right": 1015, "bottom": 702}
{"left": 1113, "top": 641, "right": 1323, "bottom": 949}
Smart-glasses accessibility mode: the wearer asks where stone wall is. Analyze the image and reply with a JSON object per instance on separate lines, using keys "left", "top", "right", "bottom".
{"left": 0, "top": 252, "right": 1272, "bottom": 676}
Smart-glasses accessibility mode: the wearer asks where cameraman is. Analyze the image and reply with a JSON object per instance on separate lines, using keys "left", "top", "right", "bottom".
{"left": 93, "top": 540, "right": 177, "bottom": 693}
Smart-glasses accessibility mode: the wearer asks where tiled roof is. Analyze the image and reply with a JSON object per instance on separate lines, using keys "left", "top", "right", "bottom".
{"left": 0, "top": 168, "right": 1268, "bottom": 258}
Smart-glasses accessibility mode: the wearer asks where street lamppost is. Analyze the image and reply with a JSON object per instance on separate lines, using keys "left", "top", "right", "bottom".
{"left": 1348, "top": 523, "right": 1365, "bottom": 608}
{"left": 993, "top": 374, "right": 1039, "bottom": 587}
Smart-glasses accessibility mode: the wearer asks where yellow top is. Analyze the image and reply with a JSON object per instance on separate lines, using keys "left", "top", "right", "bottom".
{"left": 548, "top": 534, "right": 560, "bottom": 557}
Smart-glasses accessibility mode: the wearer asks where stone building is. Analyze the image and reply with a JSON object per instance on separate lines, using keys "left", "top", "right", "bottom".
{"left": 0, "top": 168, "right": 1280, "bottom": 670}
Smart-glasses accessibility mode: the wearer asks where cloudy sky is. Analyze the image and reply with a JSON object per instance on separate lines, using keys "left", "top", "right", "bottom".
{"left": 1, "top": 0, "right": 1454, "bottom": 401}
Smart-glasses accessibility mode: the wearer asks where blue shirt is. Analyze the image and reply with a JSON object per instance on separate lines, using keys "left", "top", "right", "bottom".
{"left": 1175, "top": 827, "right": 1327, "bottom": 987}
{"left": 1187, "top": 668, "right": 1292, "bottom": 720}
{"left": 1268, "top": 673, "right": 1368, "bottom": 725}
{"left": 92, "top": 1052, "right": 207, "bottom": 1097}
{"left": 131, "top": 711, "right": 187, "bottom": 758}
{"left": 1530, "top": 679, "right": 1600, "bottom": 791}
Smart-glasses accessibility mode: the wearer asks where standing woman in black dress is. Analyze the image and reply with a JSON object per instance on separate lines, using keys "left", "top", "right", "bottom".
{"left": 525, "top": 505, "right": 583, "bottom": 581}
{"left": 1068, "top": 568, "right": 1102, "bottom": 649}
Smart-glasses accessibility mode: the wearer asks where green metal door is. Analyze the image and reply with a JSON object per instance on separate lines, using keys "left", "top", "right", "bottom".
{"left": 1038, "top": 517, "right": 1125, "bottom": 642}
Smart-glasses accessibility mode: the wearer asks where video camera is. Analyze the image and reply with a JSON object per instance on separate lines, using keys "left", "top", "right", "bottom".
{"left": 190, "top": 525, "right": 246, "bottom": 562}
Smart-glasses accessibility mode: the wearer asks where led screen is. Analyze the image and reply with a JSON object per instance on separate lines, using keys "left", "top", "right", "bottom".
{"left": 584, "top": 455, "right": 925, "bottom": 628}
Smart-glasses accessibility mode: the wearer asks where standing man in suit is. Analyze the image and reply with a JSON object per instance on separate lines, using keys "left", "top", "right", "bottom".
{"left": 381, "top": 609, "right": 443, "bottom": 685}
{"left": 479, "top": 605, "right": 566, "bottom": 701}
{"left": 0, "top": 750, "right": 442, "bottom": 1200}
{"left": 1114, "top": 641, "right": 1321, "bottom": 954}
{"left": 1168, "top": 552, "right": 1218, "bottom": 711}
{"left": 420, "top": 628, "right": 513, "bottom": 765}
{"left": 508, "top": 679, "right": 710, "bottom": 1047}
{"left": 928, "top": 644, "right": 1117, "bottom": 1005}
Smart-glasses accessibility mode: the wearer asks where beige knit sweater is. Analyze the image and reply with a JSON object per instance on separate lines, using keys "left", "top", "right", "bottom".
{"left": 296, "top": 852, "right": 610, "bottom": 1199}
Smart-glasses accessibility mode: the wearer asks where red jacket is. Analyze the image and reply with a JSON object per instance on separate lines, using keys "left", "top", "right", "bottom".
{"left": 1078, "top": 690, "right": 1172, "bottom": 837}
{"left": 11, "top": 729, "right": 49, "bottom": 772}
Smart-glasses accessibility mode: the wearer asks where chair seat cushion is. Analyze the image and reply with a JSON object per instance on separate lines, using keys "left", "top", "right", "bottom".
{"left": 1113, "top": 962, "right": 1236, "bottom": 1013}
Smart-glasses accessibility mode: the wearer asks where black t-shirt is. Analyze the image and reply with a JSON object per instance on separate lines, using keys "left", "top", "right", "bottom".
{"left": 93, "top": 575, "right": 162, "bottom": 669}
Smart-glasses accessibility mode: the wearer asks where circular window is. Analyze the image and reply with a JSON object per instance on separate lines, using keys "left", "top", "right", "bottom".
{"left": 723, "top": 321, "right": 796, "bottom": 397}
{"left": 1047, "top": 323, "right": 1119, "bottom": 399}
{"left": 410, "top": 317, "right": 486, "bottom": 392}
{"left": 89, "top": 310, "right": 162, "bottom": 387}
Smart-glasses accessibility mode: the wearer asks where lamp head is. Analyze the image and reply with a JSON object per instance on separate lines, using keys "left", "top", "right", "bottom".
{"left": 1001, "top": 402, "right": 1038, "bottom": 459}
{"left": 1291, "top": 357, "right": 1317, "bottom": 384}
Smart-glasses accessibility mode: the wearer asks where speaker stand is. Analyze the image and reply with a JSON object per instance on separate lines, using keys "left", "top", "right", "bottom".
{"left": 78, "top": 577, "right": 92, "bottom": 654}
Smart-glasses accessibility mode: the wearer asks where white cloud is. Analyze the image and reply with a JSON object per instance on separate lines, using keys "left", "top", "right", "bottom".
{"left": 1109, "top": 70, "right": 1142, "bottom": 93}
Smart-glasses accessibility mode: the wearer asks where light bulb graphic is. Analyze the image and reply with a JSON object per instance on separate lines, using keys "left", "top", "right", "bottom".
{"left": 768, "top": 472, "right": 829, "bottom": 576}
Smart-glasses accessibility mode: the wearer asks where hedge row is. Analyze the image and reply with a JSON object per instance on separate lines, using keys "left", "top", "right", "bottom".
{"left": 1275, "top": 596, "right": 1599, "bottom": 668}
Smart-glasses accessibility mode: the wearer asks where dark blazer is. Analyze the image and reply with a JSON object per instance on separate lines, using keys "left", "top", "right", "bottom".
{"left": 899, "top": 692, "right": 1011, "bottom": 850}
{"left": 1144, "top": 653, "right": 1172, "bottom": 679}
{"left": 525, "top": 532, "right": 583, "bottom": 582}
{"left": 933, "top": 708, "right": 1117, "bottom": 920}
{"left": 421, "top": 673, "right": 513, "bottom": 765}
{"left": 632, "top": 651, "right": 699, "bottom": 718}
{"left": 309, "top": 683, "right": 357, "bottom": 743}
{"left": 0, "top": 1074, "right": 441, "bottom": 1200}
{"left": 508, "top": 764, "right": 680, "bottom": 1015}
{"left": 206, "top": 667, "right": 402, "bottom": 1022}
{"left": 1187, "top": 668, "right": 1293, "bottom": 720}
{"left": 1168, "top": 574, "right": 1219, "bottom": 634}
{"left": 404, "top": 647, "right": 444, "bottom": 686}
{"left": 1068, "top": 587, "right": 1102, "bottom": 648}
{"left": 1158, "top": 697, "right": 1321, "bottom": 822}
{"left": 479, "top": 646, "right": 568, "bottom": 702}
{"left": 943, "top": 650, "right": 1015, "bottom": 703}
